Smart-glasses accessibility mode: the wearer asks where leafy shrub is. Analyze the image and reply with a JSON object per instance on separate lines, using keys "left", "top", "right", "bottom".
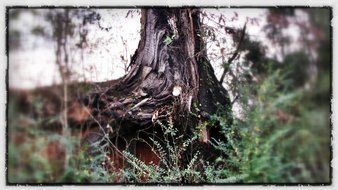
{"left": 7, "top": 66, "right": 330, "bottom": 184}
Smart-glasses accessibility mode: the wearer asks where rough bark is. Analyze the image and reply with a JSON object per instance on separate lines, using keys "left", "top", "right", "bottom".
{"left": 83, "top": 8, "right": 233, "bottom": 168}
{"left": 87, "top": 8, "right": 232, "bottom": 128}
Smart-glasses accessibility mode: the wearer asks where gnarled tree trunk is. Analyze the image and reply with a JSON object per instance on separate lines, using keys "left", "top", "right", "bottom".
{"left": 85, "top": 8, "right": 232, "bottom": 168}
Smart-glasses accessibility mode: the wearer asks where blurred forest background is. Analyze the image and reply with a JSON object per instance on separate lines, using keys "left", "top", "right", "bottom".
{"left": 7, "top": 7, "right": 331, "bottom": 184}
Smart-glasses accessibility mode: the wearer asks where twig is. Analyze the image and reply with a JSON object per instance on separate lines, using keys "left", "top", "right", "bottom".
{"left": 219, "top": 22, "right": 247, "bottom": 84}
{"left": 201, "top": 11, "right": 236, "bottom": 33}
{"left": 231, "top": 94, "right": 240, "bottom": 105}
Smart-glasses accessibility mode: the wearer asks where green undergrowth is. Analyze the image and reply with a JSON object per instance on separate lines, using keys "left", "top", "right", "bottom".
{"left": 7, "top": 68, "right": 330, "bottom": 184}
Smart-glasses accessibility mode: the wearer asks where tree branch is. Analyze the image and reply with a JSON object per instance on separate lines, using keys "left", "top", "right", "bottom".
{"left": 219, "top": 22, "right": 247, "bottom": 84}
{"left": 231, "top": 94, "right": 240, "bottom": 105}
